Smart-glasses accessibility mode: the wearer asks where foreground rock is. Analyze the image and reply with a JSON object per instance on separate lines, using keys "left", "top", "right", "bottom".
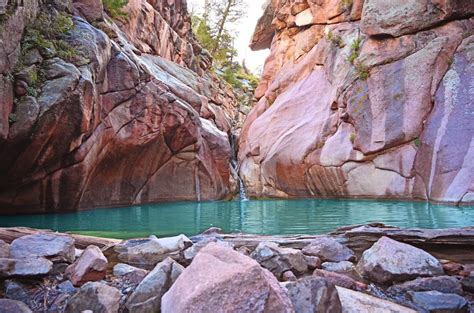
{"left": 161, "top": 243, "right": 294, "bottom": 312}
{"left": 408, "top": 291, "right": 469, "bottom": 313}
{"left": 10, "top": 234, "right": 75, "bottom": 263}
{"left": 251, "top": 241, "right": 308, "bottom": 279}
{"left": 302, "top": 237, "right": 355, "bottom": 262}
{"left": 65, "top": 282, "right": 121, "bottom": 313}
{"left": 0, "top": 299, "right": 32, "bottom": 313}
{"left": 126, "top": 257, "right": 184, "bottom": 313}
{"left": 283, "top": 277, "right": 342, "bottom": 313}
{"left": 356, "top": 237, "right": 444, "bottom": 284}
{"left": 336, "top": 287, "right": 416, "bottom": 313}
{"left": 65, "top": 245, "right": 108, "bottom": 286}
{"left": 0, "top": 257, "right": 52, "bottom": 277}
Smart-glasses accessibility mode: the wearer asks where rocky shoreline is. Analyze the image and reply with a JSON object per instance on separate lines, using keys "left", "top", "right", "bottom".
{"left": 0, "top": 224, "right": 473, "bottom": 312}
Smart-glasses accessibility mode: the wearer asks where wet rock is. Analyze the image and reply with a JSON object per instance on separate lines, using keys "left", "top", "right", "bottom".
{"left": 126, "top": 257, "right": 184, "bottom": 313}
{"left": 161, "top": 242, "right": 294, "bottom": 312}
{"left": 183, "top": 237, "right": 234, "bottom": 264}
{"left": 356, "top": 237, "right": 444, "bottom": 284}
{"left": 110, "top": 234, "right": 192, "bottom": 269}
{"left": 10, "top": 234, "right": 75, "bottom": 263}
{"left": 0, "top": 299, "right": 32, "bottom": 313}
{"left": 302, "top": 237, "right": 355, "bottom": 262}
{"left": 113, "top": 263, "right": 148, "bottom": 284}
{"left": 65, "top": 282, "right": 121, "bottom": 313}
{"left": 251, "top": 241, "right": 308, "bottom": 278}
{"left": 283, "top": 276, "right": 342, "bottom": 313}
{"left": 313, "top": 269, "right": 367, "bottom": 291}
{"left": 321, "top": 261, "right": 354, "bottom": 273}
{"left": 388, "top": 276, "right": 463, "bottom": 295}
{"left": 408, "top": 291, "right": 469, "bottom": 313}
{"left": 65, "top": 245, "right": 108, "bottom": 286}
{"left": 0, "top": 257, "right": 52, "bottom": 277}
{"left": 0, "top": 240, "right": 9, "bottom": 258}
{"left": 304, "top": 255, "right": 321, "bottom": 269}
{"left": 461, "top": 276, "right": 474, "bottom": 293}
{"left": 336, "top": 287, "right": 416, "bottom": 313}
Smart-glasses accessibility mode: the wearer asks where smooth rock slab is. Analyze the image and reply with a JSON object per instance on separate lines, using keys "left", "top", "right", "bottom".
{"left": 283, "top": 276, "right": 342, "bottom": 313}
{"left": 251, "top": 241, "right": 308, "bottom": 278}
{"left": 161, "top": 242, "right": 295, "bottom": 312}
{"left": 302, "top": 237, "right": 355, "bottom": 262}
{"left": 10, "top": 234, "right": 75, "bottom": 263}
{"left": 66, "top": 245, "right": 108, "bottom": 286}
{"left": 336, "top": 287, "right": 416, "bottom": 313}
{"left": 408, "top": 291, "right": 469, "bottom": 313}
{"left": 388, "top": 276, "right": 463, "bottom": 295}
{"left": 322, "top": 261, "right": 355, "bottom": 273}
{"left": 126, "top": 257, "right": 184, "bottom": 313}
{"left": 0, "top": 299, "right": 33, "bottom": 313}
{"left": 0, "top": 257, "right": 52, "bottom": 277}
{"left": 65, "top": 282, "right": 121, "bottom": 313}
{"left": 356, "top": 237, "right": 444, "bottom": 284}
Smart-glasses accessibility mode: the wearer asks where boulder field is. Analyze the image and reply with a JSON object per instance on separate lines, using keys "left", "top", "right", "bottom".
{"left": 239, "top": 0, "right": 474, "bottom": 204}
{"left": 0, "top": 0, "right": 250, "bottom": 214}
{"left": 0, "top": 225, "right": 473, "bottom": 312}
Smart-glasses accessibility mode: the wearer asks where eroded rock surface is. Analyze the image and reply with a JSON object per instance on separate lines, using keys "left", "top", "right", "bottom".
{"left": 239, "top": 0, "right": 474, "bottom": 204}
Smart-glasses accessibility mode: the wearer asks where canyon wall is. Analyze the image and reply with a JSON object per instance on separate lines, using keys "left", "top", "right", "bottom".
{"left": 0, "top": 0, "right": 241, "bottom": 214}
{"left": 239, "top": 0, "right": 474, "bottom": 204}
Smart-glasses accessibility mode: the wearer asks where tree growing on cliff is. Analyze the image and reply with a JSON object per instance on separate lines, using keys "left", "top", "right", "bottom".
{"left": 208, "top": 0, "right": 245, "bottom": 55}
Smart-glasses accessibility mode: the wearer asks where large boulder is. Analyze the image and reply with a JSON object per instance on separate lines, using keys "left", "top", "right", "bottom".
{"left": 161, "top": 242, "right": 295, "bottom": 312}
{"left": 408, "top": 291, "right": 469, "bottom": 313}
{"left": 302, "top": 237, "right": 355, "bottom": 262}
{"left": 356, "top": 237, "right": 444, "bottom": 284}
{"left": 282, "top": 276, "right": 342, "bottom": 313}
{"left": 336, "top": 287, "right": 416, "bottom": 313}
{"left": 125, "top": 257, "right": 184, "bottom": 313}
{"left": 251, "top": 241, "right": 308, "bottom": 279}
{"left": 0, "top": 299, "right": 32, "bottom": 313}
{"left": 10, "top": 234, "right": 75, "bottom": 263}
{"left": 64, "top": 282, "right": 121, "bottom": 313}
{"left": 65, "top": 245, "right": 108, "bottom": 286}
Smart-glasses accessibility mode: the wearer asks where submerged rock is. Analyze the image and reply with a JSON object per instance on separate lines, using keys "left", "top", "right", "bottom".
{"left": 161, "top": 242, "right": 294, "bottom": 312}
{"left": 65, "top": 245, "right": 108, "bottom": 286}
{"left": 302, "top": 237, "right": 355, "bottom": 262}
{"left": 126, "top": 257, "right": 184, "bottom": 313}
{"left": 356, "top": 237, "right": 444, "bottom": 284}
{"left": 282, "top": 277, "right": 342, "bottom": 313}
{"left": 408, "top": 291, "right": 469, "bottom": 313}
{"left": 251, "top": 241, "right": 308, "bottom": 279}
{"left": 65, "top": 282, "right": 121, "bottom": 313}
{"left": 10, "top": 234, "right": 75, "bottom": 263}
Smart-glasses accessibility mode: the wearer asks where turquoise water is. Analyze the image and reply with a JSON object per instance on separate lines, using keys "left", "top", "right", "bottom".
{"left": 0, "top": 199, "right": 473, "bottom": 239}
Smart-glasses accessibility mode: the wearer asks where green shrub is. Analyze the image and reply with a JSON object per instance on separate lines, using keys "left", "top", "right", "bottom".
{"left": 103, "top": 0, "right": 128, "bottom": 19}
{"left": 340, "top": 0, "right": 353, "bottom": 9}
{"left": 349, "top": 132, "right": 356, "bottom": 144}
{"left": 327, "top": 31, "right": 345, "bottom": 48}
{"left": 414, "top": 138, "right": 421, "bottom": 147}
{"left": 354, "top": 62, "right": 369, "bottom": 81}
{"left": 347, "top": 37, "right": 362, "bottom": 64}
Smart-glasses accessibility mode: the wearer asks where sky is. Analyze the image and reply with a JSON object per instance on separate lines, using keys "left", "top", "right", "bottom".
{"left": 187, "top": 0, "right": 270, "bottom": 74}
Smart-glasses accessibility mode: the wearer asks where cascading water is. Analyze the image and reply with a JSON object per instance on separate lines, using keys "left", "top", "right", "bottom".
{"left": 238, "top": 176, "right": 249, "bottom": 201}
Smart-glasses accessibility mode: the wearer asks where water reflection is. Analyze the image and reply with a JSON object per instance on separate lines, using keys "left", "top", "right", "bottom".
{"left": 0, "top": 199, "right": 473, "bottom": 239}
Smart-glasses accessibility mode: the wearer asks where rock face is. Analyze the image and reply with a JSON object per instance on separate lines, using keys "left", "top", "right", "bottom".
{"left": 283, "top": 276, "right": 342, "bottom": 313}
{"left": 0, "top": 0, "right": 240, "bottom": 214}
{"left": 356, "top": 236, "right": 444, "bottom": 284}
{"left": 239, "top": 0, "right": 474, "bottom": 204}
{"left": 126, "top": 257, "right": 184, "bottom": 313}
{"left": 161, "top": 242, "right": 294, "bottom": 312}
{"left": 65, "top": 245, "right": 108, "bottom": 286}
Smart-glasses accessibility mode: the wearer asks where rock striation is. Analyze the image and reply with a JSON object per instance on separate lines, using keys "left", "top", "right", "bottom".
{"left": 239, "top": 0, "right": 474, "bottom": 204}
{"left": 0, "top": 0, "right": 242, "bottom": 214}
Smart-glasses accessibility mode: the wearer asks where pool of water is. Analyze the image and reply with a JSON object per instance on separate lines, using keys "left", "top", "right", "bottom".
{"left": 1, "top": 199, "right": 473, "bottom": 239}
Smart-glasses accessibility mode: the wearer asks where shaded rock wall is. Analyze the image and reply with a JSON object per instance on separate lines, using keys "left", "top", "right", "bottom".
{"left": 239, "top": 0, "right": 474, "bottom": 203}
{"left": 0, "top": 0, "right": 240, "bottom": 214}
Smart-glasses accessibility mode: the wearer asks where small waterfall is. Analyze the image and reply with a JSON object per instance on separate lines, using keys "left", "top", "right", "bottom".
{"left": 238, "top": 176, "right": 248, "bottom": 201}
